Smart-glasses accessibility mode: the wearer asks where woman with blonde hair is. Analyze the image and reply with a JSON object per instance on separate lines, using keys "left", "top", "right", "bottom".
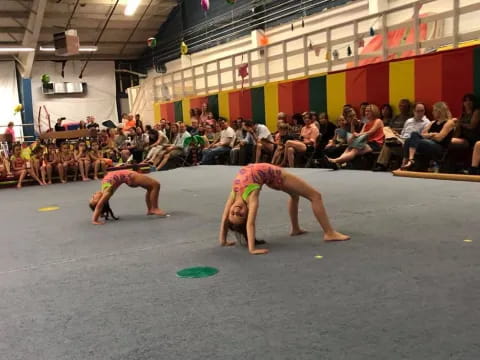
{"left": 325, "top": 104, "right": 384, "bottom": 169}
{"left": 400, "top": 101, "right": 455, "bottom": 171}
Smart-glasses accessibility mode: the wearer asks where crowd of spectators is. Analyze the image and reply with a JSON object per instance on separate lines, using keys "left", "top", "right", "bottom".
{"left": 2, "top": 94, "right": 480, "bottom": 188}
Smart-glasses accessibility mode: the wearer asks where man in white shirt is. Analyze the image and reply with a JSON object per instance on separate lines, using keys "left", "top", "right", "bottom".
{"left": 201, "top": 118, "right": 235, "bottom": 164}
{"left": 244, "top": 120, "right": 275, "bottom": 163}
{"left": 156, "top": 122, "right": 191, "bottom": 170}
{"left": 373, "top": 102, "right": 430, "bottom": 171}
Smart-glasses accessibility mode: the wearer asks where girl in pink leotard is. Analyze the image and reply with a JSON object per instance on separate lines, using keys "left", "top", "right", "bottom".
{"left": 219, "top": 163, "right": 350, "bottom": 255}
{"left": 89, "top": 169, "right": 167, "bottom": 225}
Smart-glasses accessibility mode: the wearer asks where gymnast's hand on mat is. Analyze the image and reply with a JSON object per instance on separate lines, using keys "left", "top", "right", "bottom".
{"left": 221, "top": 240, "right": 236, "bottom": 247}
{"left": 249, "top": 248, "right": 269, "bottom": 255}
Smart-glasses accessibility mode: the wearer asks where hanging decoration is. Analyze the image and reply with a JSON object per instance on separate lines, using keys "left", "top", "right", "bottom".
{"left": 259, "top": 35, "right": 269, "bottom": 46}
{"left": 147, "top": 37, "right": 157, "bottom": 48}
{"left": 357, "top": 38, "right": 365, "bottom": 48}
{"left": 302, "top": 18, "right": 305, "bottom": 28}
{"left": 201, "top": 0, "right": 209, "bottom": 11}
{"left": 238, "top": 63, "right": 249, "bottom": 90}
{"left": 314, "top": 46, "right": 321, "bottom": 57}
{"left": 347, "top": 45, "right": 352, "bottom": 56}
{"left": 291, "top": 23, "right": 294, "bottom": 31}
{"left": 369, "top": 27, "right": 375, "bottom": 36}
{"left": 325, "top": 50, "right": 330, "bottom": 60}
{"left": 180, "top": 41, "right": 189, "bottom": 55}
{"left": 332, "top": 49, "right": 339, "bottom": 60}
{"left": 13, "top": 104, "right": 23, "bottom": 115}
{"left": 309, "top": 40, "right": 313, "bottom": 51}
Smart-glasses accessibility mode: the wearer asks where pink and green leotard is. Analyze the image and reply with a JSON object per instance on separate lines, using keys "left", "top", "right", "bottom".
{"left": 101, "top": 170, "right": 137, "bottom": 193}
{"left": 232, "top": 163, "right": 284, "bottom": 201}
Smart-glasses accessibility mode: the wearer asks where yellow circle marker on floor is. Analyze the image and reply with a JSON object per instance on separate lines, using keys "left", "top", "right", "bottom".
{"left": 38, "top": 206, "right": 60, "bottom": 212}
{"left": 315, "top": 255, "right": 323, "bottom": 259}
{"left": 464, "top": 239, "right": 473, "bottom": 243}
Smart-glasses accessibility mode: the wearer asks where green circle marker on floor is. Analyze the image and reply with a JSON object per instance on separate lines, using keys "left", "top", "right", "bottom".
{"left": 176, "top": 266, "right": 219, "bottom": 278}
{"left": 38, "top": 206, "right": 60, "bottom": 212}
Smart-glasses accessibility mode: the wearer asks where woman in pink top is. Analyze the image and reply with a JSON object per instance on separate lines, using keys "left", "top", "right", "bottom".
{"left": 4, "top": 122, "right": 15, "bottom": 150}
{"left": 219, "top": 163, "right": 350, "bottom": 255}
{"left": 326, "top": 104, "right": 384, "bottom": 170}
{"left": 283, "top": 113, "right": 320, "bottom": 167}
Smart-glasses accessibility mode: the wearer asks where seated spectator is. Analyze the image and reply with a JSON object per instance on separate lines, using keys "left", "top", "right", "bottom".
{"left": 0, "top": 148, "right": 12, "bottom": 178}
{"left": 123, "top": 114, "right": 137, "bottom": 132}
{"left": 310, "top": 111, "right": 320, "bottom": 129}
{"left": 359, "top": 102, "right": 369, "bottom": 123}
{"left": 271, "top": 122, "right": 292, "bottom": 165}
{"left": 30, "top": 144, "right": 45, "bottom": 183}
{"left": 373, "top": 102, "right": 430, "bottom": 171}
{"left": 317, "top": 112, "right": 336, "bottom": 149}
{"left": 469, "top": 140, "right": 480, "bottom": 174}
{"left": 158, "top": 119, "right": 171, "bottom": 138}
{"left": 135, "top": 114, "right": 144, "bottom": 131}
{"left": 346, "top": 107, "right": 363, "bottom": 133}
{"left": 41, "top": 143, "right": 59, "bottom": 184}
{"left": 324, "top": 116, "right": 351, "bottom": 159}
{"left": 277, "top": 112, "right": 287, "bottom": 124}
{"left": 144, "top": 128, "right": 169, "bottom": 164}
{"left": 243, "top": 120, "right": 274, "bottom": 163}
{"left": 289, "top": 113, "right": 303, "bottom": 136}
{"left": 380, "top": 104, "right": 394, "bottom": 126}
{"left": 283, "top": 112, "right": 320, "bottom": 167}
{"left": 75, "top": 141, "right": 91, "bottom": 181}
{"left": 127, "top": 127, "right": 147, "bottom": 164}
{"left": 89, "top": 142, "right": 107, "bottom": 180}
{"left": 10, "top": 143, "right": 44, "bottom": 188}
{"left": 156, "top": 122, "right": 191, "bottom": 170}
{"left": 452, "top": 93, "right": 480, "bottom": 147}
{"left": 4, "top": 122, "right": 15, "bottom": 151}
{"left": 206, "top": 112, "right": 216, "bottom": 126}
{"left": 188, "top": 118, "right": 200, "bottom": 136}
{"left": 391, "top": 99, "right": 412, "bottom": 132}
{"left": 204, "top": 124, "right": 216, "bottom": 145}
{"left": 400, "top": 101, "right": 455, "bottom": 171}
{"left": 59, "top": 142, "right": 78, "bottom": 183}
{"left": 200, "top": 118, "right": 235, "bottom": 165}
{"left": 230, "top": 120, "right": 254, "bottom": 165}
{"left": 86, "top": 116, "right": 99, "bottom": 129}
{"left": 326, "top": 104, "right": 384, "bottom": 169}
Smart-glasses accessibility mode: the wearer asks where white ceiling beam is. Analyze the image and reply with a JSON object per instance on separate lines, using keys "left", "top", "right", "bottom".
{"left": 18, "top": 0, "right": 47, "bottom": 78}
{"left": 0, "top": 11, "right": 170, "bottom": 20}
{"left": 0, "top": 26, "right": 160, "bottom": 33}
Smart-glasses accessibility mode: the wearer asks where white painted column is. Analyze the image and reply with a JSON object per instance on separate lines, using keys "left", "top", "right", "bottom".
{"left": 369, "top": 0, "right": 388, "bottom": 14}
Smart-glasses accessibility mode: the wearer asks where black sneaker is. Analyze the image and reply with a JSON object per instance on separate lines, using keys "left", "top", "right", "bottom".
{"left": 372, "top": 164, "right": 387, "bottom": 172}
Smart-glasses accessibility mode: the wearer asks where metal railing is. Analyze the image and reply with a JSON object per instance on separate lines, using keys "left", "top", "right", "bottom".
{"left": 147, "top": 0, "right": 480, "bottom": 102}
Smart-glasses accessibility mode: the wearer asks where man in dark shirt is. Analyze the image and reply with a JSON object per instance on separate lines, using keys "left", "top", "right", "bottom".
{"left": 389, "top": 99, "right": 412, "bottom": 132}
{"left": 86, "top": 116, "right": 99, "bottom": 129}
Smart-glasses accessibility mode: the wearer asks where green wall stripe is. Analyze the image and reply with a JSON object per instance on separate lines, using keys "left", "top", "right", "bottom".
{"left": 251, "top": 87, "right": 266, "bottom": 124}
{"left": 309, "top": 76, "right": 327, "bottom": 114}
{"left": 174, "top": 101, "right": 183, "bottom": 122}
{"left": 207, "top": 94, "right": 219, "bottom": 119}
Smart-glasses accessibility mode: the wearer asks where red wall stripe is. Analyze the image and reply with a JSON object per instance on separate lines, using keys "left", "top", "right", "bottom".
{"left": 229, "top": 89, "right": 252, "bottom": 120}
{"left": 190, "top": 96, "right": 208, "bottom": 111}
{"left": 441, "top": 47, "right": 474, "bottom": 117}
{"left": 278, "top": 82, "right": 294, "bottom": 115}
{"left": 292, "top": 79, "right": 310, "bottom": 113}
{"left": 366, "top": 62, "right": 390, "bottom": 107}
{"left": 346, "top": 67, "right": 368, "bottom": 111}
{"left": 415, "top": 54, "right": 443, "bottom": 113}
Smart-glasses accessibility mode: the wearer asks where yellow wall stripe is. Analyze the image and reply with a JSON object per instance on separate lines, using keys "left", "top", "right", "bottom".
{"left": 389, "top": 59, "right": 415, "bottom": 114}
{"left": 154, "top": 102, "right": 161, "bottom": 123}
{"left": 326, "top": 72, "right": 346, "bottom": 121}
{"left": 218, "top": 91, "right": 230, "bottom": 119}
{"left": 182, "top": 97, "right": 191, "bottom": 125}
{"left": 264, "top": 82, "right": 279, "bottom": 130}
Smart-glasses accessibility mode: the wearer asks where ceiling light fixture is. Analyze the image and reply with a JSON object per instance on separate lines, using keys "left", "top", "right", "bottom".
{"left": 0, "top": 47, "right": 35, "bottom": 52}
{"left": 124, "top": 0, "right": 141, "bottom": 16}
{"left": 39, "top": 45, "right": 98, "bottom": 52}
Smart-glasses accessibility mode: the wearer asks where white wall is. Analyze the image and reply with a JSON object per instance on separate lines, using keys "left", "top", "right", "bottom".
{"left": 31, "top": 61, "right": 118, "bottom": 130}
{"left": 0, "top": 61, "right": 23, "bottom": 139}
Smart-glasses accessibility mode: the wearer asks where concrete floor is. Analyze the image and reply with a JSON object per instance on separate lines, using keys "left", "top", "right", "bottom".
{"left": 1, "top": 166, "right": 479, "bottom": 360}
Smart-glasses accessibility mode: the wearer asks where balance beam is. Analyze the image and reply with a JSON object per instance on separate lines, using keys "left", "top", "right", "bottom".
{"left": 392, "top": 170, "right": 480, "bottom": 182}
{"left": 39, "top": 129, "right": 90, "bottom": 140}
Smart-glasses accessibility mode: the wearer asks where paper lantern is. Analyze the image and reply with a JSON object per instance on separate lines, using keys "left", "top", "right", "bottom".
{"left": 201, "top": 0, "right": 209, "bottom": 11}
{"left": 369, "top": 27, "right": 375, "bottom": 36}
{"left": 147, "top": 37, "right": 157, "bottom": 48}
{"left": 180, "top": 41, "right": 188, "bottom": 55}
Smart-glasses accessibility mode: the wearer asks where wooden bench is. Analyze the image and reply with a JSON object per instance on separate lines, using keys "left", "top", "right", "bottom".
{"left": 39, "top": 129, "right": 91, "bottom": 140}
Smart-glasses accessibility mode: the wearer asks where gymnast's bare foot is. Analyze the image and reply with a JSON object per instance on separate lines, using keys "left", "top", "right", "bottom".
{"left": 290, "top": 229, "right": 307, "bottom": 236}
{"left": 148, "top": 208, "right": 168, "bottom": 216}
{"left": 324, "top": 231, "right": 350, "bottom": 242}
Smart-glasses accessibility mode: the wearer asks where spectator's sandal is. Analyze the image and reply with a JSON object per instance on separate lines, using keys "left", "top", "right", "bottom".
{"left": 401, "top": 159, "right": 415, "bottom": 170}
